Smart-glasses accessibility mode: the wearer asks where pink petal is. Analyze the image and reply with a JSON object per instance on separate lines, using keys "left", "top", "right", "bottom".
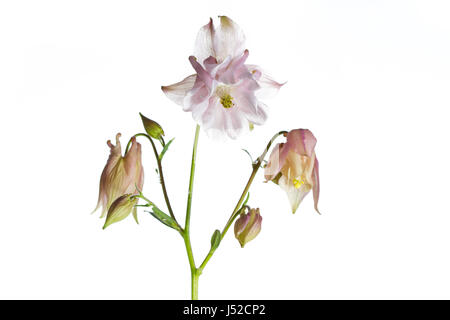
{"left": 217, "top": 50, "right": 250, "bottom": 84}
{"left": 189, "top": 56, "right": 213, "bottom": 89}
{"left": 161, "top": 74, "right": 196, "bottom": 106}
{"left": 286, "top": 129, "right": 317, "bottom": 158}
{"left": 247, "top": 64, "right": 284, "bottom": 99}
{"left": 312, "top": 157, "right": 320, "bottom": 214}
{"left": 183, "top": 82, "right": 212, "bottom": 111}
{"left": 203, "top": 56, "right": 218, "bottom": 73}
{"left": 264, "top": 143, "right": 285, "bottom": 181}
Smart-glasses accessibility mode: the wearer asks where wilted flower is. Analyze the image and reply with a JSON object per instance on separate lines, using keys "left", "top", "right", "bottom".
{"left": 234, "top": 208, "right": 262, "bottom": 248}
{"left": 103, "top": 194, "right": 138, "bottom": 229}
{"left": 265, "top": 129, "right": 320, "bottom": 214}
{"left": 93, "top": 133, "right": 144, "bottom": 219}
{"left": 162, "top": 16, "right": 283, "bottom": 139}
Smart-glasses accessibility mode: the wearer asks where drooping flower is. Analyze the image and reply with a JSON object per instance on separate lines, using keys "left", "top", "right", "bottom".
{"left": 234, "top": 208, "right": 262, "bottom": 248}
{"left": 162, "top": 16, "right": 283, "bottom": 139}
{"left": 264, "top": 129, "right": 320, "bottom": 214}
{"left": 93, "top": 133, "right": 144, "bottom": 219}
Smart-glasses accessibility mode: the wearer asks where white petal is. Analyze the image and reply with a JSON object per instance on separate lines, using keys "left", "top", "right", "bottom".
{"left": 223, "top": 107, "right": 248, "bottom": 139}
{"left": 213, "top": 16, "right": 246, "bottom": 62}
{"left": 194, "top": 18, "right": 216, "bottom": 64}
{"left": 279, "top": 175, "right": 311, "bottom": 214}
{"left": 161, "top": 75, "right": 196, "bottom": 106}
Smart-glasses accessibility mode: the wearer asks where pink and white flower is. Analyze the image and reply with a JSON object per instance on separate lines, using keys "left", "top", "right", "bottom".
{"left": 162, "top": 16, "right": 283, "bottom": 139}
{"left": 264, "top": 129, "right": 320, "bottom": 214}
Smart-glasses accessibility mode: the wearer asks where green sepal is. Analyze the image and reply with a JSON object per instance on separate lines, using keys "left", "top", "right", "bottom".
{"left": 139, "top": 112, "right": 164, "bottom": 140}
{"left": 210, "top": 229, "right": 221, "bottom": 251}
{"left": 132, "top": 206, "right": 139, "bottom": 225}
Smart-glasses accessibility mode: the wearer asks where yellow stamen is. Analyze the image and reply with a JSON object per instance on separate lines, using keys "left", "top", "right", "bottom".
{"left": 293, "top": 178, "right": 304, "bottom": 189}
{"left": 220, "top": 94, "right": 234, "bottom": 109}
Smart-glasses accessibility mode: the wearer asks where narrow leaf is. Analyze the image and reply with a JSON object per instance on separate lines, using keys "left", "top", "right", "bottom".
{"left": 146, "top": 206, "right": 180, "bottom": 231}
{"left": 159, "top": 138, "right": 175, "bottom": 161}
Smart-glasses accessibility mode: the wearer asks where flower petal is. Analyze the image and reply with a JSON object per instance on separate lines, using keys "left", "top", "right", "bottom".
{"left": 286, "top": 129, "right": 317, "bottom": 158}
{"left": 93, "top": 133, "right": 123, "bottom": 217}
{"left": 189, "top": 56, "right": 213, "bottom": 89}
{"left": 161, "top": 74, "right": 196, "bottom": 106}
{"left": 213, "top": 16, "right": 246, "bottom": 62}
{"left": 223, "top": 107, "right": 248, "bottom": 139}
{"left": 264, "top": 143, "right": 285, "bottom": 181}
{"left": 279, "top": 175, "right": 311, "bottom": 213}
{"left": 216, "top": 50, "right": 250, "bottom": 84}
{"left": 312, "top": 157, "right": 320, "bottom": 214}
{"left": 247, "top": 64, "right": 284, "bottom": 99}
{"left": 233, "top": 89, "right": 267, "bottom": 125}
{"left": 194, "top": 18, "right": 215, "bottom": 64}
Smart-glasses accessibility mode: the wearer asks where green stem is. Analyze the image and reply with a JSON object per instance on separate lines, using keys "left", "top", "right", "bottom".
{"left": 197, "top": 131, "right": 287, "bottom": 274}
{"left": 191, "top": 270, "right": 199, "bottom": 300}
{"left": 125, "top": 133, "right": 180, "bottom": 229}
{"left": 185, "top": 125, "right": 201, "bottom": 233}
{"left": 182, "top": 125, "right": 201, "bottom": 300}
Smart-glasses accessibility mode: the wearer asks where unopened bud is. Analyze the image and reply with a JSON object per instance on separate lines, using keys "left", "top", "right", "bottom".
{"left": 140, "top": 113, "right": 164, "bottom": 140}
{"left": 103, "top": 194, "right": 137, "bottom": 229}
{"left": 234, "top": 208, "right": 262, "bottom": 248}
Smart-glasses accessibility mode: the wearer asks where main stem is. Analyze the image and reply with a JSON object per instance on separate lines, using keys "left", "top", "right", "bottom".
{"left": 183, "top": 125, "right": 201, "bottom": 300}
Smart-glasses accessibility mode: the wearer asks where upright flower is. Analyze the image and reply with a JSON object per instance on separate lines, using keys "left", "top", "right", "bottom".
{"left": 93, "top": 133, "right": 144, "bottom": 219}
{"left": 264, "top": 129, "right": 320, "bottom": 214}
{"left": 162, "top": 16, "right": 283, "bottom": 139}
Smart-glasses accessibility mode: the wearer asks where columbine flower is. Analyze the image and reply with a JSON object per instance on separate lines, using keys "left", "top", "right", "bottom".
{"left": 162, "top": 16, "right": 283, "bottom": 139}
{"left": 234, "top": 208, "right": 262, "bottom": 248}
{"left": 93, "top": 133, "right": 144, "bottom": 219}
{"left": 264, "top": 129, "right": 320, "bottom": 214}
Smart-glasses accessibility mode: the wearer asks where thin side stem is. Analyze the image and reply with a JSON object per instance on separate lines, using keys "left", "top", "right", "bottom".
{"left": 197, "top": 131, "right": 287, "bottom": 274}
{"left": 125, "top": 133, "right": 179, "bottom": 229}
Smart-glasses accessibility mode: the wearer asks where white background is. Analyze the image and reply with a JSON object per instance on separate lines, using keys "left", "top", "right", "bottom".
{"left": 1, "top": 0, "right": 449, "bottom": 299}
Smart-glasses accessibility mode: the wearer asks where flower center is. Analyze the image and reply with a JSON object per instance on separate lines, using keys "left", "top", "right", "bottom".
{"left": 293, "top": 178, "right": 304, "bottom": 189}
{"left": 216, "top": 85, "right": 234, "bottom": 109}
{"left": 220, "top": 94, "right": 234, "bottom": 109}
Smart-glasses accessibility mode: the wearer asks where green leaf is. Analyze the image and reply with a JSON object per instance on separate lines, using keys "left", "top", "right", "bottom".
{"left": 146, "top": 206, "right": 180, "bottom": 231}
{"left": 158, "top": 138, "right": 174, "bottom": 161}
{"left": 140, "top": 113, "right": 164, "bottom": 139}
{"left": 210, "top": 229, "right": 221, "bottom": 251}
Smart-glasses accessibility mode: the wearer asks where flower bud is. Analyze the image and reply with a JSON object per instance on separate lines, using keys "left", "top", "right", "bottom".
{"left": 234, "top": 208, "right": 262, "bottom": 248}
{"left": 103, "top": 194, "right": 137, "bottom": 229}
{"left": 140, "top": 113, "right": 164, "bottom": 140}
{"left": 93, "top": 133, "right": 144, "bottom": 219}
